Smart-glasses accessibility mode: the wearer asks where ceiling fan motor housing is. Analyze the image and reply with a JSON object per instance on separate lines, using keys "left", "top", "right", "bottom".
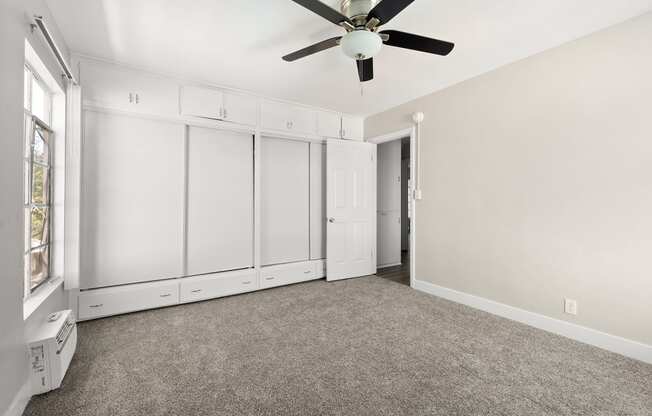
{"left": 340, "top": 0, "right": 380, "bottom": 25}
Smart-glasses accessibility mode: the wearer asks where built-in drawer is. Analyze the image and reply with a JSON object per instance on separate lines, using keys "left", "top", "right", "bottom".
{"left": 260, "top": 261, "right": 317, "bottom": 289}
{"left": 179, "top": 269, "right": 257, "bottom": 303}
{"left": 78, "top": 281, "right": 179, "bottom": 320}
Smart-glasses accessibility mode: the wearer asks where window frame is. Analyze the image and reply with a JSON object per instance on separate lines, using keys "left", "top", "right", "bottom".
{"left": 23, "top": 64, "right": 54, "bottom": 295}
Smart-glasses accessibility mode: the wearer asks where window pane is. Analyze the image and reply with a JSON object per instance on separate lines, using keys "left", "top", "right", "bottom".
{"left": 24, "top": 67, "right": 31, "bottom": 111}
{"left": 31, "top": 77, "right": 48, "bottom": 123}
{"left": 32, "top": 127, "right": 49, "bottom": 164}
{"left": 31, "top": 164, "right": 49, "bottom": 205}
{"left": 30, "top": 246, "right": 49, "bottom": 290}
{"left": 24, "top": 116, "right": 32, "bottom": 158}
{"left": 30, "top": 206, "right": 49, "bottom": 248}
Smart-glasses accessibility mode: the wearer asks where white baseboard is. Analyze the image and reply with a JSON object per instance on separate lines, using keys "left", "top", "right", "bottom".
{"left": 3, "top": 380, "right": 31, "bottom": 416}
{"left": 377, "top": 262, "right": 402, "bottom": 269}
{"left": 413, "top": 279, "right": 652, "bottom": 365}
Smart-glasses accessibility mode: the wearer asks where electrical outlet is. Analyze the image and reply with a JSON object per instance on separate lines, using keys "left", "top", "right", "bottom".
{"left": 564, "top": 298, "right": 578, "bottom": 316}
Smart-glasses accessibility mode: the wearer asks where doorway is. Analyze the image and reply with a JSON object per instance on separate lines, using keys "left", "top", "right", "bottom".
{"left": 375, "top": 137, "right": 411, "bottom": 286}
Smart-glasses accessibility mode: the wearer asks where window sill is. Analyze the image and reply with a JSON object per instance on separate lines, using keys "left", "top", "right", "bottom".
{"left": 23, "top": 277, "right": 63, "bottom": 320}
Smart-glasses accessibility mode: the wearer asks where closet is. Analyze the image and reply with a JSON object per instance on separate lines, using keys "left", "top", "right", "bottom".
{"left": 75, "top": 56, "right": 364, "bottom": 320}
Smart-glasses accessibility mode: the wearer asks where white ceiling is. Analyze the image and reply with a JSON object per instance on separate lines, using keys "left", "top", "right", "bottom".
{"left": 47, "top": 0, "right": 652, "bottom": 116}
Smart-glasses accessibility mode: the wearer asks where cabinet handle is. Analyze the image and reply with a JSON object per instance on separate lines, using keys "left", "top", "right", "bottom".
{"left": 242, "top": 281, "right": 252, "bottom": 285}
{"left": 265, "top": 277, "right": 275, "bottom": 281}
{"left": 223, "top": 108, "right": 227, "bottom": 119}
{"left": 160, "top": 294, "right": 172, "bottom": 298}
{"left": 135, "top": 93, "right": 139, "bottom": 104}
{"left": 191, "top": 289, "right": 202, "bottom": 293}
{"left": 304, "top": 270, "right": 311, "bottom": 274}
{"left": 287, "top": 121, "right": 293, "bottom": 130}
{"left": 89, "top": 304, "right": 103, "bottom": 308}
{"left": 128, "top": 93, "right": 133, "bottom": 103}
{"left": 219, "top": 107, "right": 224, "bottom": 118}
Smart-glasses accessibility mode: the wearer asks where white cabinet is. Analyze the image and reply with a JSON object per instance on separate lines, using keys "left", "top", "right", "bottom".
{"left": 341, "top": 115, "right": 364, "bottom": 141}
{"left": 179, "top": 269, "right": 257, "bottom": 303}
{"left": 222, "top": 91, "right": 258, "bottom": 126}
{"left": 180, "top": 86, "right": 223, "bottom": 119}
{"left": 317, "top": 111, "right": 342, "bottom": 138}
{"left": 261, "top": 99, "right": 317, "bottom": 135}
{"left": 78, "top": 281, "right": 179, "bottom": 320}
{"left": 80, "top": 61, "right": 179, "bottom": 117}
{"left": 180, "top": 86, "right": 257, "bottom": 126}
{"left": 81, "top": 111, "right": 185, "bottom": 289}
{"left": 187, "top": 127, "right": 254, "bottom": 275}
{"left": 310, "top": 143, "right": 326, "bottom": 260}
{"left": 261, "top": 138, "right": 310, "bottom": 265}
{"left": 260, "top": 261, "right": 319, "bottom": 289}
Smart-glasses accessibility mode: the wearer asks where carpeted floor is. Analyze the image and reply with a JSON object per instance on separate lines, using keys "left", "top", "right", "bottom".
{"left": 25, "top": 276, "right": 651, "bottom": 416}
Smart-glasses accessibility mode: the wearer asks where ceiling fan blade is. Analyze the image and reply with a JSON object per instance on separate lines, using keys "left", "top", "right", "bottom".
{"left": 368, "top": 0, "right": 415, "bottom": 26}
{"left": 291, "top": 0, "right": 354, "bottom": 27}
{"left": 282, "top": 37, "right": 342, "bottom": 62}
{"left": 357, "top": 58, "right": 373, "bottom": 82}
{"left": 381, "top": 30, "right": 455, "bottom": 56}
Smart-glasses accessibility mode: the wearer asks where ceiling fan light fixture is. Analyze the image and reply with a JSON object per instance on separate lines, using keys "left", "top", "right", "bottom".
{"left": 340, "top": 30, "right": 382, "bottom": 60}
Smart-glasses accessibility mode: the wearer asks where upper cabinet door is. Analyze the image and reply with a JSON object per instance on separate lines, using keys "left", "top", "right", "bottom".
{"left": 317, "top": 111, "right": 342, "bottom": 139}
{"left": 261, "top": 99, "right": 317, "bottom": 135}
{"left": 180, "top": 86, "right": 223, "bottom": 119}
{"left": 80, "top": 61, "right": 179, "bottom": 117}
{"left": 341, "top": 116, "right": 364, "bottom": 141}
{"left": 222, "top": 91, "right": 258, "bottom": 126}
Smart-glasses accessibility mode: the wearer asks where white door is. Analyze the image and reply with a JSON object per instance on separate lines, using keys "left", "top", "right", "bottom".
{"left": 326, "top": 139, "right": 377, "bottom": 281}
{"left": 186, "top": 127, "right": 254, "bottom": 276}
{"left": 260, "top": 137, "right": 310, "bottom": 265}
{"left": 377, "top": 140, "right": 402, "bottom": 268}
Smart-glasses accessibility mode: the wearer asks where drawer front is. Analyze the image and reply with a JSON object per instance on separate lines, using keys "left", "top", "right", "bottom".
{"left": 180, "top": 269, "right": 257, "bottom": 303}
{"left": 260, "top": 262, "right": 316, "bottom": 289}
{"left": 78, "top": 281, "right": 179, "bottom": 320}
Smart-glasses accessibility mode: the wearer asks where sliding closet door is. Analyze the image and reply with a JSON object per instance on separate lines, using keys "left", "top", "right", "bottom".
{"left": 81, "top": 111, "right": 185, "bottom": 289}
{"left": 310, "top": 143, "right": 326, "bottom": 260}
{"left": 186, "top": 127, "right": 254, "bottom": 275}
{"left": 261, "top": 138, "right": 310, "bottom": 265}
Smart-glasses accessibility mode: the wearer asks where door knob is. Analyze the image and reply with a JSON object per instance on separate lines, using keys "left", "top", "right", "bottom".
{"left": 328, "top": 218, "right": 335, "bottom": 223}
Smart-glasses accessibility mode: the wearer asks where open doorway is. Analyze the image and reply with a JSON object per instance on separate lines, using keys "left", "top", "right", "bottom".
{"left": 375, "top": 137, "right": 411, "bottom": 286}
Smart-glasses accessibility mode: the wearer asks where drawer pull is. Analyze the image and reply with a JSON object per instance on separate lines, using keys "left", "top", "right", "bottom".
{"left": 304, "top": 270, "right": 312, "bottom": 274}
{"left": 160, "top": 294, "right": 172, "bottom": 298}
{"left": 242, "top": 281, "right": 252, "bottom": 285}
{"left": 265, "top": 277, "right": 275, "bottom": 281}
{"left": 191, "top": 289, "right": 202, "bottom": 293}
{"left": 89, "top": 304, "right": 103, "bottom": 308}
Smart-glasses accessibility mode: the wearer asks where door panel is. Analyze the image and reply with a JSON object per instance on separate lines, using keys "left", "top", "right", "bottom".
{"left": 81, "top": 111, "right": 185, "bottom": 288}
{"left": 261, "top": 138, "right": 310, "bottom": 265}
{"left": 187, "top": 127, "right": 254, "bottom": 275}
{"left": 326, "top": 140, "right": 376, "bottom": 281}
{"left": 180, "top": 86, "right": 223, "bottom": 119}
{"left": 310, "top": 143, "right": 326, "bottom": 260}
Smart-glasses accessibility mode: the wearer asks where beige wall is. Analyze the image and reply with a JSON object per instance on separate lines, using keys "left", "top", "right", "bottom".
{"left": 366, "top": 12, "right": 652, "bottom": 346}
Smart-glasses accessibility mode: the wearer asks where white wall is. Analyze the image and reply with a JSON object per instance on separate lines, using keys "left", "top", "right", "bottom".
{"left": 365, "top": 12, "right": 652, "bottom": 346}
{"left": 0, "top": 0, "right": 69, "bottom": 413}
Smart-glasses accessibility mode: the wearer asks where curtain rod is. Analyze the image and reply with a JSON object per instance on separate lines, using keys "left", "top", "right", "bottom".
{"left": 33, "top": 15, "right": 77, "bottom": 85}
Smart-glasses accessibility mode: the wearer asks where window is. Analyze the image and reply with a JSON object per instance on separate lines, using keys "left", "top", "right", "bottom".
{"left": 24, "top": 65, "right": 54, "bottom": 293}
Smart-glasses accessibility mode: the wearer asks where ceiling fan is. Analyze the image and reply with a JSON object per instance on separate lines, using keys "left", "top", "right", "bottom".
{"left": 282, "top": 0, "right": 455, "bottom": 82}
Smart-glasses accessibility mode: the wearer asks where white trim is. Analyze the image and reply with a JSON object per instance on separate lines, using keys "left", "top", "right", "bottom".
{"left": 414, "top": 279, "right": 652, "bottom": 365}
{"left": 367, "top": 126, "right": 417, "bottom": 289}
{"left": 377, "top": 262, "right": 402, "bottom": 269}
{"left": 3, "top": 379, "right": 31, "bottom": 416}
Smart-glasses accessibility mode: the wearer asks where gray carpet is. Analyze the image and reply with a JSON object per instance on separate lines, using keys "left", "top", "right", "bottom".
{"left": 25, "top": 276, "right": 652, "bottom": 416}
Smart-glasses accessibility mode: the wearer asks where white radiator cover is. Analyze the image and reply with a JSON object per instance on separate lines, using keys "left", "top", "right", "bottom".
{"left": 28, "top": 310, "right": 77, "bottom": 395}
